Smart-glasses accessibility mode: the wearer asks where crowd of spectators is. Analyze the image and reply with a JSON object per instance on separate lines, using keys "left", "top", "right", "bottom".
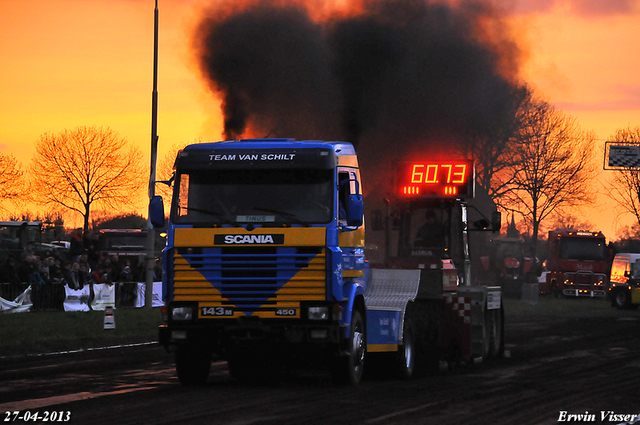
{"left": 0, "top": 229, "right": 162, "bottom": 311}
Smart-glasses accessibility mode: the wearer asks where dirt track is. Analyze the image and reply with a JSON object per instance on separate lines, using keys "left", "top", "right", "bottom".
{"left": 2, "top": 303, "right": 640, "bottom": 425}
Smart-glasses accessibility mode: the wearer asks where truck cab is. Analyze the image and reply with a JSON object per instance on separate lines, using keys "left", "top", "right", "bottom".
{"left": 542, "top": 229, "right": 609, "bottom": 298}
{"left": 609, "top": 252, "right": 640, "bottom": 309}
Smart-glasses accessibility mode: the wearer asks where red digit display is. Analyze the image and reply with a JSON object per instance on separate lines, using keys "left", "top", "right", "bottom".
{"left": 397, "top": 160, "right": 474, "bottom": 198}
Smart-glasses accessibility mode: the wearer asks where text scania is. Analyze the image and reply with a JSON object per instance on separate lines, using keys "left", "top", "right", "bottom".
{"left": 209, "top": 153, "right": 296, "bottom": 161}
{"left": 225, "top": 235, "right": 274, "bottom": 244}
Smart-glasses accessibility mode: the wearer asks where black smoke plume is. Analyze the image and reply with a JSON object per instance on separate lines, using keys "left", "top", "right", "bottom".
{"left": 193, "top": 0, "right": 524, "bottom": 193}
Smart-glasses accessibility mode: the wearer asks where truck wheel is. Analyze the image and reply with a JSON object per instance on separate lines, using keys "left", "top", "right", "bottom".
{"left": 396, "top": 318, "right": 415, "bottom": 379}
{"left": 332, "top": 308, "right": 366, "bottom": 386}
{"left": 175, "top": 345, "right": 212, "bottom": 386}
{"left": 614, "top": 289, "right": 631, "bottom": 310}
{"left": 412, "top": 300, "right": 440, "bottom": 377}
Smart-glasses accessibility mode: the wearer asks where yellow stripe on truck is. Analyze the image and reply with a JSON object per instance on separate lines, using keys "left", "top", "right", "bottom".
{"left": 367, "top": 344, "right": 398, "bottom": 353}
{"left": 174, "top": 227, "right": 326, "bottom": 247}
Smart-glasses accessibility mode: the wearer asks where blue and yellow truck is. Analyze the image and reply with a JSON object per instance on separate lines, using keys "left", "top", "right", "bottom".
{"left": 151, "top": 138, "right": 503, "bottom": 385}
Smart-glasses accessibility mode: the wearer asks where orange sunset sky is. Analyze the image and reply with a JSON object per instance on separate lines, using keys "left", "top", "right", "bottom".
{"left": 1, "top": 0, "right": 639, "bottom": 239}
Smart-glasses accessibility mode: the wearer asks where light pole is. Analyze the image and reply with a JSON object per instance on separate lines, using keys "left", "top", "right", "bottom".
{"left": 145, "top": 0, "right": 159, "bottom": 309}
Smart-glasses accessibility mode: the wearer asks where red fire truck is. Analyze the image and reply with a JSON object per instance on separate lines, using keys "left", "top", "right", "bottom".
{"left": 540, "top": 229, "right": 609, "bottom": 297}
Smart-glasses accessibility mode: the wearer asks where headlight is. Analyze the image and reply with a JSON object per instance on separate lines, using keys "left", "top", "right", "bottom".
{"left": 172, "top": 306, "right": 194, "bottom": 321}
{"left": 308, "top": 306, "right": 329, "bottom": 320}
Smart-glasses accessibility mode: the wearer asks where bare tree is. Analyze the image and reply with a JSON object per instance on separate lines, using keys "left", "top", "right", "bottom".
{"left": 30, "top": 126, "right": 146, "bottom": 234}
{"left": 463, "top": 84, "right": 534, "bottom": 201}
{"left": 0, "top": 152, "right": 25, "bottom": 211}
{"left": 497, "top": 101, "right": 596, "bottom": 255}
{"left": 605, "top": 126, "right": 640, "bottom": 228}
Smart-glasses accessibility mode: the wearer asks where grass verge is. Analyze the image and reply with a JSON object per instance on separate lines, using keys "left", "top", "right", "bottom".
{"left": 2, "top": 295, "right": 637, "bottom": 357}
{"left": 504, "top": 295, "right": 638, "bottom": 320}
{"left": 0, "top": 308, "right": 162, "bottom": 357}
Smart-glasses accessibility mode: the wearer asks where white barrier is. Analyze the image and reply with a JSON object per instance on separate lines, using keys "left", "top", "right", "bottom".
{"left": 136, "top": 282, "right": 163, "bottom": 308}
{"left": 64, "top": 285, "right": 91, "bottom": 312}
{"left": 0, "top": 282, "right": 162, "bottom": 313}
{"left": 91, "top": 283, "right": 116, "bottom": 311}
{"left": 0, "top": 286, "right": 32, "bottom": 313}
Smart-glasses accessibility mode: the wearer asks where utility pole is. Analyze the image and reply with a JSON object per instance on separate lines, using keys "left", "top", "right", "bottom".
{"left": 145, "top": 0, "right": 159, "bottom": 309}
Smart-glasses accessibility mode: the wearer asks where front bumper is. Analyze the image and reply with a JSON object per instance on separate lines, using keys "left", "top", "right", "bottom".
{"left": 159, "top": 319, "right": 344, "bottom": 357}
{"left": 562, "top": 288, "right": 606, "bottom": 297}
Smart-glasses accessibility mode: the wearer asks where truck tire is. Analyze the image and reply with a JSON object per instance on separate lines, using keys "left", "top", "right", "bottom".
{"left": 482, "top": 309, "right": 492, "bottom": 360}
{"left": 410, "top": 300, "right": 440, "bottom": 377}
{"left": 332, "top": 308, "right": 366, "bottom": 386}
{"left": 175, "top": 345, "right": 212, "bottom": 386}
{"left": 395, "top": 318, "right": 415, "bottom": 379}
{"left": 613, "top": 289, "right": 631, "bottom": 310}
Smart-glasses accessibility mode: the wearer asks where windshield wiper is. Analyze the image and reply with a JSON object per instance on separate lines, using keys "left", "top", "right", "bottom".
{"left": 248, "top": 206, "right": 310, "bottom": 227}
{"left": 179, "top": 206, "right": 238, "bottom": 226}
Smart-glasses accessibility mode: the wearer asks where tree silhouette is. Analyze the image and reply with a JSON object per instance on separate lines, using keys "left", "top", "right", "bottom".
{"left": 497, "top": 101, "right": 596, "bottom": 256}
{"left": 30, "top": 126, "right": 145, "bottom": 234}
{"left": 0, "top": 152, "right": 25, "bottom": 211}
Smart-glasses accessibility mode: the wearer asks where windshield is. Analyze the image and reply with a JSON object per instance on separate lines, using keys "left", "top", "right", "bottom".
{"left": 172, "top": 168, "right": 334, "bottom": 225}
{"left": 559, "top": 238, "right": 606, "bottom": 261}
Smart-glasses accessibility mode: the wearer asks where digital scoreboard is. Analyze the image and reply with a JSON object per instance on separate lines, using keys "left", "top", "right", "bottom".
{"left": 396, "top": 160, "right": 474, "bottom": 198}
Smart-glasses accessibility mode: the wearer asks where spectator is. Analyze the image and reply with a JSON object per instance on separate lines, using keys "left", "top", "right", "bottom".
{"left": 87, "top": 242, "right": 100, "bottom": 271}
{"left": 78, "top": 254, "right": 91, "bottom": 274}
{"left": 68, "top": 262, "right": 82, "bottom": 290}
{"left": 0, "top": 257, "right": 21, "bottom": 284}
{"left": 62, "top": 261, "right": 74, "bottom": 286}
{"left": 18, "top": 255, "right": 37, "bottom": 284}
{"left": 50, "top": 260, "right": 66, "bottom": 285}
{"left": 29, "top": 261, "right": 50, "bottom": 310}
{"left": 70, "top": 228, "right": 84, "bottom": 262}
{"left": 92, "top": 265, "right": 113, "bottom": 286}
{"left": 44, "top": 257, "right": 57, "bottom": 279}
{"left": 78, "top": 263, "right": 91, "bottom": 287}
{"left": 118, "top": 265, "right": 136, "bottom": 307}
{"left": 153, "top": 258, "right": 163, "bottom": 281}
{"left": 21, "top": 242, "right": 35, "bottom": 260}
{"left": 0, "top": 257, "right": 23, "bottom": 300}
{"left": 79, "top": 262, "right": 94, "bottom": 310}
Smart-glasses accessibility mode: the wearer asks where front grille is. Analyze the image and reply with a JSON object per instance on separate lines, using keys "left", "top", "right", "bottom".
{"left": 566, "top": 272, "right": 606, "bottom": 286}
{"left": 173, "top": 246, "right": 326, "bottom": 312}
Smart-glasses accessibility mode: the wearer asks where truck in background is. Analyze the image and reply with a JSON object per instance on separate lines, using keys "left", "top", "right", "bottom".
{"left": 150, "top": 139, "right": 504, "bottom": 385}
{"left": 540, "top": 229, "right": 609, "bottom": 298}
{"left": 0, "top": 221, "right": 68, "bottom": 262}
{"left": 609, "top": 252, "right": 640, "bottom": 309}
{"left": 98, "top": 229, "right": 147, "bottom": 264}
{"left": 479, "top": 237, "right": 534, "bottom": 297}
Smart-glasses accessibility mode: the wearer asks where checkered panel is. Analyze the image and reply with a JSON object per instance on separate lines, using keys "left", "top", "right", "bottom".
{"left": 608, "top": 157, "right": 640, "bottom": 168}
{"left": 445, "top": 295, "right": 472, "bottom": 324}
{"left": 607, "top": 143, "right": 640, "bottom": 169}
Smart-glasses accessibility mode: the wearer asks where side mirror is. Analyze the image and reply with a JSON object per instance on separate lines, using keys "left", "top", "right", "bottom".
{"left": 473, "top": 218, "right": 490, "bottom": 230}
{"left": 346, "top": 194, "right": 363, "bottom": 227}
{"left": 492, "top": 211, "right": 502, "bottom": 233}
{"left": 149, "top": 196, "right": 165, "bottom": 229}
